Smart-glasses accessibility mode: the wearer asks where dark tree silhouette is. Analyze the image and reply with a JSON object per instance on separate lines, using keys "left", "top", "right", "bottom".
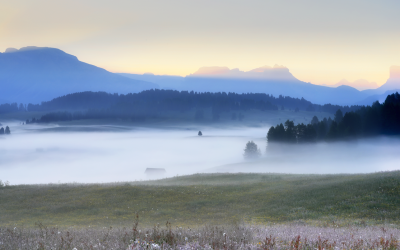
{"left": 244, "top": 141, "right": 261, "bottom": 159}
{"left": 326, "top": 121, "right": 338, "bottom": 140}
{"left": 311, "top": 116, "right": 319, "bottom": 126}
{"left": 0, "top": 127, "right": 4, "bottom": 135}
{"left": 284, "top": 120, "right": 296, "bottom": 143}
{"left": 334, "top": 109, "right": 343, "bottom": 124}
{"left": 5, "top": 126, "right": 10, "bottom": 134}
{"left": 267, "top": 92, "right": 400, "bottom": 143}
{"left": 198, "top": 131, "right": 202, "bottom": 136}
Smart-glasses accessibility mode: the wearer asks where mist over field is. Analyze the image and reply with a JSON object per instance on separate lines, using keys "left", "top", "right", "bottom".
{"left": 1, "top": 121, "right": 399, "bottom": 185}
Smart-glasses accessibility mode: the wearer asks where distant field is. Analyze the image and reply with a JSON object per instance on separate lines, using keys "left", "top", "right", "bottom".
{"left": 1, "top": 171, "right": 399, "bottom": 228}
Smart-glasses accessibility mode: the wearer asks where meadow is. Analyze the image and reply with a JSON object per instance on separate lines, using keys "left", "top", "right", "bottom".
{"left": 1, "top": 110, "right": 400, "bottom": 249}
{"left": 1, "top": 171, "right": 399, "bottom": 228}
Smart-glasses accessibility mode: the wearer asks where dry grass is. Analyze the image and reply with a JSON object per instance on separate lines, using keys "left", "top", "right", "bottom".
{"left": 1, "top": 220, "right": 400, "bottom": 249}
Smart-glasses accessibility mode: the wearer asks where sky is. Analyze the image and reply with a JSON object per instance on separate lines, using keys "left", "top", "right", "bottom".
{"left": 1, "top": 0, "right": 399, "bottom": 86}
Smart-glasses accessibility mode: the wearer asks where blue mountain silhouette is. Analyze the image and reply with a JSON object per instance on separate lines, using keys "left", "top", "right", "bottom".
{"left": 121, "top": 66, "right": 400, "bottom": 106}
{"left": 1, "top": 46, "right": 399, "bottom": 106}
{"left": 0, "top": 46, "right": 158, "bottom": 103}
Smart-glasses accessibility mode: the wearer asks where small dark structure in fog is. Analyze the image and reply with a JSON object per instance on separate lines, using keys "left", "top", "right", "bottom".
{"left": 145, "top": 168, "right": 166, "bottom": 179}
{"left": 198, "top": 131, "right": 202, "bottom": 136}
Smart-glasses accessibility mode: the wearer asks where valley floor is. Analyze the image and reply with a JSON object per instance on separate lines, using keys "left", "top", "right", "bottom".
{"left": 1, "top": 172, "right": 399, "bottom": 228}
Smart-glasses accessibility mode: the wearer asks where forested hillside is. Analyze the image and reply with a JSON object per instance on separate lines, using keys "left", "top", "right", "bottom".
{"left": 267, "top": 92, "right": 400, "bottom": 143}
{"left": 17, "top": 90, "right": 363, "bottom": 123}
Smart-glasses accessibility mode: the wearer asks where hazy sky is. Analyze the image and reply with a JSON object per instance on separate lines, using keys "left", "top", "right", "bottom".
{"left": 1, "top": 0, "right": 399, "bottom": 85}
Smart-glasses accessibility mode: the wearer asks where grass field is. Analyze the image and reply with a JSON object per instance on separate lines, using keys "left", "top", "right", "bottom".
{"left": 1, "top": 171, "right": 399, "bottom": 228}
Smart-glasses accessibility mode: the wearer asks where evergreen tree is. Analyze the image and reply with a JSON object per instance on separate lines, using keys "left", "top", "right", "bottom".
{"left": 266, "top": 126, "right": 276, "bottom": 142}
{"left": 317, "top": 120, "right": 327, "bottom": 140}
{"left": 341, "top": 112, "right": 362, "bottom": 137}
{"left": 5, "top": 126, "right": 10, "bottom": 134}
{"left": 311, "top": 116, "right": 319, "bottom": 126}
{"left": 244, "top": 141, "right": 261, "bottom": 159}
{"left": 198, "top": 131, "right": 202, "bottom": 136}
{"left": 326, "top": 121, "right": 338, "bottom": 140}
{"left": 284, "top": 120, "right": 296, "bottom": 143}
{"left": 334, "top": 109, "right": 343, "bottom": 124}
{"left": 0, "top": 127, "right": 4, "bottom": 135}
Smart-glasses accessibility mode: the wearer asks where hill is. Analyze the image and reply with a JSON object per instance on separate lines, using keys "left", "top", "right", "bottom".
{"left": 0, "top": 46, "right": 158, "bottom": 104}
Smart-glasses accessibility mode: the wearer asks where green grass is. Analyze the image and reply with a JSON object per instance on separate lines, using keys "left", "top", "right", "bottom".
{"left": 1, "top": 171, "right": 399, "bottom": 228}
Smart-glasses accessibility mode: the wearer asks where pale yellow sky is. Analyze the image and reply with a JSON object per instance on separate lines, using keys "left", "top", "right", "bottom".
{"left": 1, "top": 0, "right": 399, "bottom": 86}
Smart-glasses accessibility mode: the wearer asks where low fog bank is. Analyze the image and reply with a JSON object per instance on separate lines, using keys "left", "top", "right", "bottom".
{"left": 0, "top": 122, "right": 265, "bottom": 184}
{"left": 210, "top": 137, "right": 400, "bottom": 174}
{"left": 0, "top": 122, "right": 399, "bottom": 185}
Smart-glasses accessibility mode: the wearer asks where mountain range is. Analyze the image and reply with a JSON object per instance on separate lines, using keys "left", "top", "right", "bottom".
{"left": 1, "top": 46, "right": 399, "bottom": 106}
{"left": 0, "top": 46, "right": 158, "bottom": 104}
{"left": 121, "top": 66, "right": 400, "bottom": 105}
{"left": 327, "top": 79, "right": 379, "bottom": 91}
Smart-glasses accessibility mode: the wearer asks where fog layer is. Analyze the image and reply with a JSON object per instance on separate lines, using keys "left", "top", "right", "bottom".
{"left": 1, "top": 122, "right": 399, "bottom": 185}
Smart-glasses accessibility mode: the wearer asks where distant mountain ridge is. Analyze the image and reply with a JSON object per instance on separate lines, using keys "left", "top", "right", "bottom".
{"left": 189, "top": 65, "right": 297, "bottom": 81}
{"left": 328, "top": 79, "right": 379, "bottom": 91}
{"left": 121, "top": 66, "right": 400, "bottom": 106}
{"left": 0, "top": 46, "right": 158, "bottom": 103}
{"left": 121, "top": 68, "right": 366, "bottom": 105}
{"left": 1, "top": 46, "right": 400, "bottom": 106}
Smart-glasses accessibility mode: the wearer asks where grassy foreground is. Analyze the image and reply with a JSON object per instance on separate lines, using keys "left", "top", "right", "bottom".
{"left": 1, "top": 171, "right": 400, "bottom": 228}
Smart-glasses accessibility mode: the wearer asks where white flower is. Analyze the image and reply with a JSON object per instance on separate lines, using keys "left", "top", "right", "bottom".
{"left": 185, "top": 237, "right": 188, "bottom": 241}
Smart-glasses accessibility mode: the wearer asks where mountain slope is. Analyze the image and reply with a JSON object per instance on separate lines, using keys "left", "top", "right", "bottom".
{"left": 356, "top": 89, "right": 400, "bottom": 105}
{"left": 0, "top": 46, "right": 158, "bottom": 103}
{"left": 120, "top": 67, "right": 370, "bottom": 105}
{"left": 118, "top": 73, "right": 184, "bottom": 90}
{"left": 330, "top": 79, "right": 378, "bottom": 91}
{"left": 121, "top": 66, "right": 400, "bottom": 106}
{"left": 180, "top": 67, "right": 368, "bottom": 105}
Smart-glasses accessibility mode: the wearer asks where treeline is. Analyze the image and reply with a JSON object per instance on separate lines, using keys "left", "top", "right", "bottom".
{"left": 0, "top": 103, "right": 26, "bottom": 114}
{"left": 23, "top": 90, "right": 361, "bottom": 115}
{"left": 267, "top": 92, "right": 400, "bottom": 143}
{"left": 26, "top": 110, "right": 148, "bottom": 124}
